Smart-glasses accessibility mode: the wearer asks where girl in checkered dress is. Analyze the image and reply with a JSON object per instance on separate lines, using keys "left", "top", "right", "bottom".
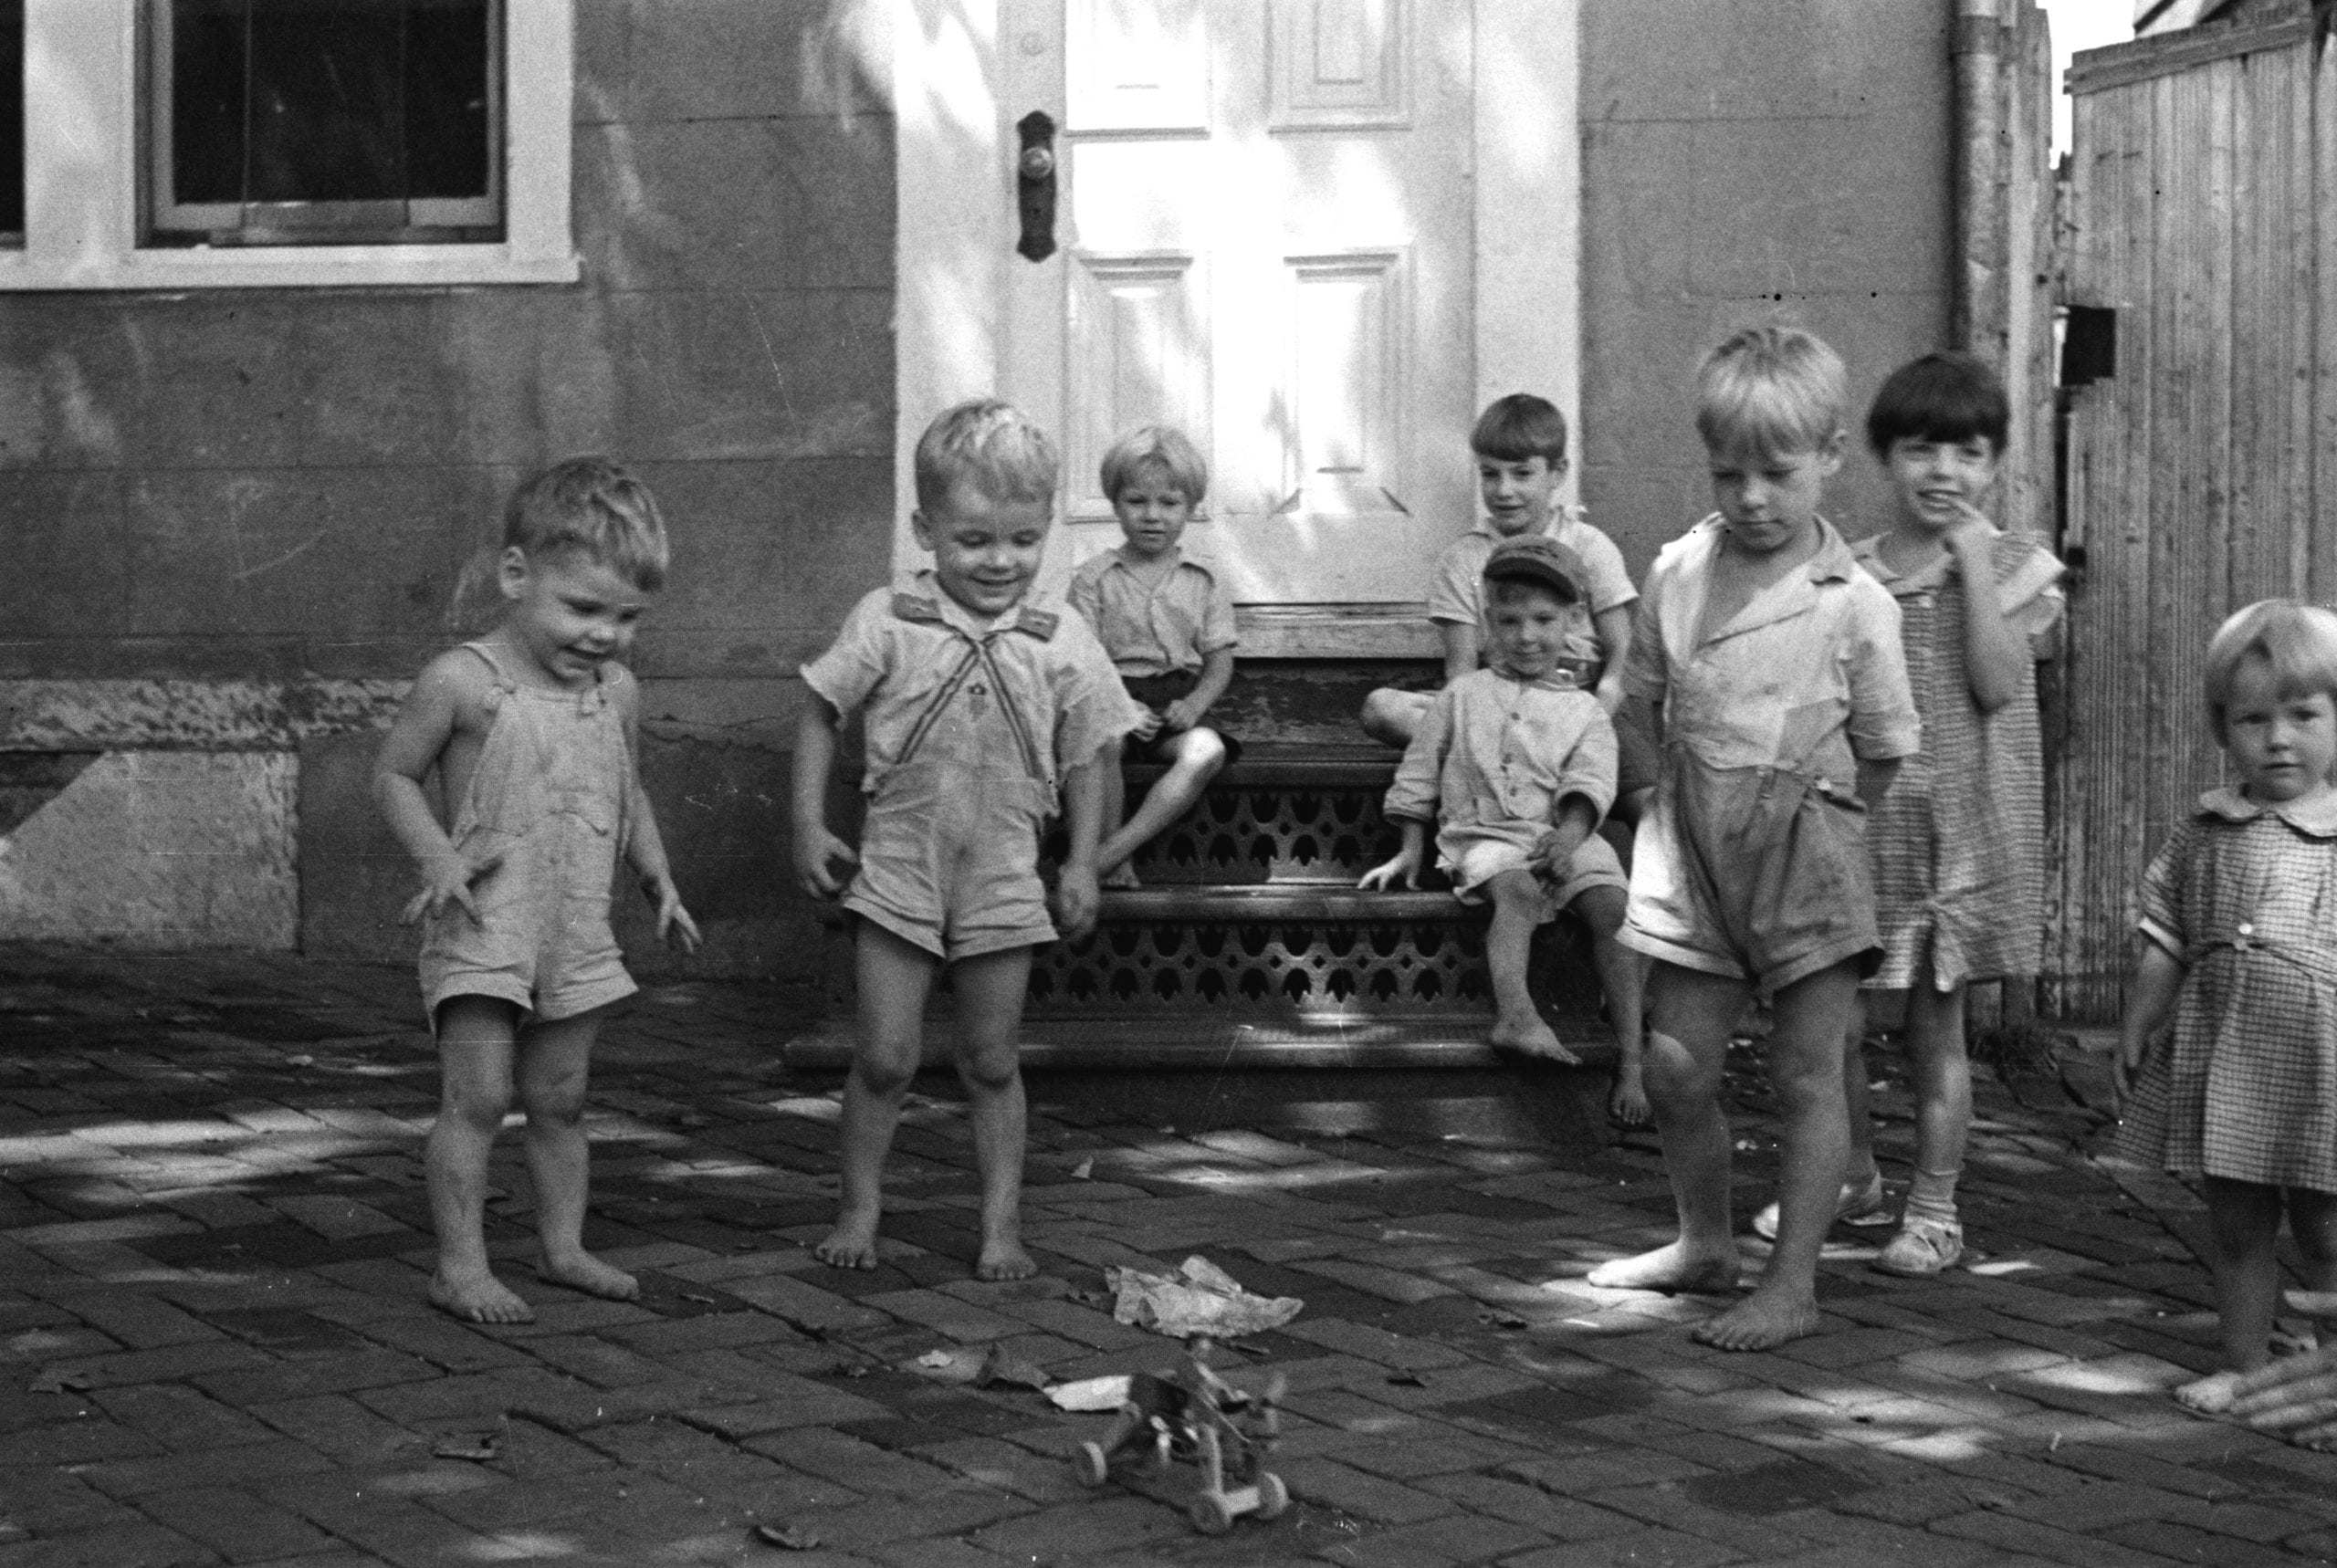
{"left": 1756, "top": 355, "right": 2064, "bottom": 1276}
{"left": 2118, "top": 601, "right": 2337, "bottom": 1415}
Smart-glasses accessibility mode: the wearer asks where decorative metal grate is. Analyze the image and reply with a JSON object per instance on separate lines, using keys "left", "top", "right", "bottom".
{"left": 1030, "top": 912, "right": 1492, "bottom": 1016}
{"left": 1122, "top": 779, "right": 1408, "bottom": 885}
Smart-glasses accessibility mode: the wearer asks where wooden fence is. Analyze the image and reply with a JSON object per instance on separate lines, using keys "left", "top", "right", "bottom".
{"left": 2049, "top": 2, "right": 2337, "bottom": 1019}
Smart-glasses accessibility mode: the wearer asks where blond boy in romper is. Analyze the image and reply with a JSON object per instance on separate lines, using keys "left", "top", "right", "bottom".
{"left": 1588, "top": 328, "right": 1919, "bottom": 1352}
{"left": 793, "top": 401, "right": 1139, "bottom": 1281}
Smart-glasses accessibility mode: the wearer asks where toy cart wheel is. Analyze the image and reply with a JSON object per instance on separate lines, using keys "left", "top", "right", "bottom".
{"left": 1255, "top": 1472, "right": 1290, "bottom": 1521}
{"left": 1073, "top": 1442, "right": 1110, "bottom": 1489}
{"left": 1189, "top": 1493, "right": 1235, "bottom": 1535}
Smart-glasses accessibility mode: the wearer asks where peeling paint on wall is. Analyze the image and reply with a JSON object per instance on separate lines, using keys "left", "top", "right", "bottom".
{"left": 0, "top": 679, "right": 403, "bottom": 751}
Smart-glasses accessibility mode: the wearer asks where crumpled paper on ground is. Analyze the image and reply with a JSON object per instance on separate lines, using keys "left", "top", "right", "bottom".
{"left": 1105, "top": 1255, "right": 1303, "bottom": 1339}
{"left": 1045, "top": 1374, "right": 1133, "bottom": 1412}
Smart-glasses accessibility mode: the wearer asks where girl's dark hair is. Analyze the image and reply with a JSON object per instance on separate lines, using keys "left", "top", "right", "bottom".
{"left": 1865, "top": 350, "right": 2009, "bottom": 455}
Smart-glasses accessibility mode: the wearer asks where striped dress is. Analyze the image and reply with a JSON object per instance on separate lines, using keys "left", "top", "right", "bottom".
{"left": 1850, "top": 530, "right": 2063, "bottom": 990}
{"left": 2117, "top": 789, "right": 2337, "bottom": 1193}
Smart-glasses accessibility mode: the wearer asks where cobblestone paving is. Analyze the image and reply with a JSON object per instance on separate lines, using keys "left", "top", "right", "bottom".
{"left": 3, "top": 949, "right": 2335, "bottom": 1566}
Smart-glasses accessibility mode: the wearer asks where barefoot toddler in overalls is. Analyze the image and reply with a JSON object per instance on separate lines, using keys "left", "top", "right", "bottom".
{"left": 417, "top": 641, "right": 639, "bottom": 1022}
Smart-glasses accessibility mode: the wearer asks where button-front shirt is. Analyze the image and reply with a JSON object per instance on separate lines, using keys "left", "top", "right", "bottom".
{"left": 1625, "top": 515, "right": 1920, "bottom": 779}
{"left": 1383, "top": 665, "right": 1619, "bottom": 840}
{"left": 802, "top": 572, "right": 1141, "bottom": 808}
{"left": 1066, "top": 546, "right": 1238, "bottom": 677}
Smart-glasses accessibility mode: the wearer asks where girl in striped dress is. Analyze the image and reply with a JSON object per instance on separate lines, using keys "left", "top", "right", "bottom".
{"left": 1755, "top": 353, "right": 2063, "bottom": 1274}
{"left": 2119, "top": 601, "right": 2337, "bottom": 1414}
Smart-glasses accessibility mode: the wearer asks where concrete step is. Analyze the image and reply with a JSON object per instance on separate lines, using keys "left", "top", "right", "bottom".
{"left": 780, "top": 1011, "right": 1619, "bottom": 1071}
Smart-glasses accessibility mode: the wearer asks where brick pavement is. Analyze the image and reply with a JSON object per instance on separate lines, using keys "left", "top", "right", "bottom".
{"left": 2, "top": 949, "right": 2333, "bottom": 1566}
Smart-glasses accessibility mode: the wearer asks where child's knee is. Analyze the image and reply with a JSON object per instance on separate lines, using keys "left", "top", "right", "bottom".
{"left": 518, "top": 1077, "right": 588, "bottom": 1128}
{"left": 440, "top": 1077, "right": 513, "bottom": 1130}
{"left": 852, "top": 1044, "right": 920, "bottom": 1099}
{"left": 1574, "top": 885, "right": 1628, "bottom": 938}
{"left": 954, "top": 1040, "right": 1022, "bottom": 1094}
{"left": 1180, "top": 727, "right": 1227, "bottom": 771}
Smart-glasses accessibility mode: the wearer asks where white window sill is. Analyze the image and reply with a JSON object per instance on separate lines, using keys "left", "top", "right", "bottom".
{"left": 0, "top": 246, "right": 582, "bottom": 292}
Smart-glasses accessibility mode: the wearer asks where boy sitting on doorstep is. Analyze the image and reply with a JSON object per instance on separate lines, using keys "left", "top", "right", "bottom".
{"left": 1361, "top": 392, "right": 1638, "bottom": 747}
{"left": 1360, "top": 536, "right": 1635, "bottom": 1065}
{"left": 1068, "top": 424, "right": 1240, "bottom": 886}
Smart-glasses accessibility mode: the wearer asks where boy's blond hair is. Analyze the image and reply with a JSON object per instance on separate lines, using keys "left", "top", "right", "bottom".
{"left": 1099, "top": 423, "right": 1209, "bottom": 507}
{"left": 1694, "top": 326, "right": 1848, "bottom": 459}
{"left": 504, "top": 455, "right": 669, "bottom": 591}
{"left": 2204, "top": 600, "right": 2337, "bottom": 746}
{"left": 914, "top": 400, "right": 1061, "bottom": 514}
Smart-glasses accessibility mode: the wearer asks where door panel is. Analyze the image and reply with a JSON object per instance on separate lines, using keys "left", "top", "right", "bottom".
{"left": 1011, "top": 0, "right": 1472, "bottom": 609}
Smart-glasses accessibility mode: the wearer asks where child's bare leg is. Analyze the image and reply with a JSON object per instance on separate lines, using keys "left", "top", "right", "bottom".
{"left": 1576, "top": 887, "right": 1649, "bottom": 1124}
{"left": 1876, "top": 974, "right": 1970, "bottom": 1274}
{"left": 1098, "top": 763, "right": 1137, "bottom": 886}
{"left": 818, "top": 923, "right": 939, "bottom": 1270}
{"left": 1588, "top": 962, "right": 1745, "bottom": 1294}
{"left": 949, "top": 945, "right": 1038, "bottom": 1281}
{"left": 1485, "top": 870, "right": 1573, "bottom": 1062}
{"left": 1359, "top": 687, "right": 1426, "bottom": 748}
{"left": 1694, "top": 960, "right": 1858, "bottom": 1351}
{"left": 1839, "top": 991, "right": 1879, "bottom": 1186}
{"left": 2290, "top": 1190, "right": 2337, "bottom": 1340}
{"left": 2184, "top": 1177, "right": 2287, "bottom": 1412}
{"left": 426, "top": 998, "right": 532, "bottom": 1323}
{"left": 515, "top": 1005, "right": 634, "bottom": 1301}
{"left": 1098, "top": 728, "right": 1225, "bottom": 879}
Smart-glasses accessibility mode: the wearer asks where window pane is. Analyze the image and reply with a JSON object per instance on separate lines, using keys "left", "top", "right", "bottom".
{"left": 168, "top": 0, "right": 490, "bottom": 209}
{"left": 0, "top": 0, "right": 22, "bottom": 237}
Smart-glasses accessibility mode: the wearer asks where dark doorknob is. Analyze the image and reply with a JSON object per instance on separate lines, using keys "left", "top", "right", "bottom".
{"left": 1016, "top": 110, "right": 1057, "bottom": 263}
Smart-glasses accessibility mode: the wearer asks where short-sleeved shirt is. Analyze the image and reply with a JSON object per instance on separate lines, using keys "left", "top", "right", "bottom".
{"left": 1067, "top": 546, "right": 1238, "bottom": 678}
{"left": 1425, "top": 511, "right": 1638, "bottom": 625}
{"left": 802, "top": 573, "right": 1140, "bottom": 808}
{"left": 1624, "top": 515, "right": 1920, "bottom": 781}
{"left": 1384, "top": 665, "right": 1618, "bottom": 834}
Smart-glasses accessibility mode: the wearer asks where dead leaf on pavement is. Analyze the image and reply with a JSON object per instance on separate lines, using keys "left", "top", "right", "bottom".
{"left": 27, "top": 1369, "right": 91, "bottom": 1395}
{"left": 975, "top": 1343, "right": 1051, "bottom": 1392}
{"left": 756, "top": 1523, "right": 822, "bottom": 1550}
{"left": 431, "top": 1430, "right": 502, "bottom": 1461}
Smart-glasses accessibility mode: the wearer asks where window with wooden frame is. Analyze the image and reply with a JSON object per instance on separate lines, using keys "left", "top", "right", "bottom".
{"left": 149, "top": 0, "right": 501, "bottom": 248}
{"left": 0, "top": 0, "right": 571, "bottom": 290}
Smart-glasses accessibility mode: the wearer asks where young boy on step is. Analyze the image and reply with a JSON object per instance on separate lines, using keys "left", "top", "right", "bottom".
{"left": 793, "top": 400, "right": 1138, "bottom": 1281}
{"left": 375, "top": 456, "right": 701, "bottom": 1324}
{"left": 1068, "top": 424, "right": 1241, "bottom": 885}
{"left": 1361, "top": 536, "right": 1634, "bottom": 1065}
{"left": 1587, "top": 328, "right": 1919, "bottom": 1352}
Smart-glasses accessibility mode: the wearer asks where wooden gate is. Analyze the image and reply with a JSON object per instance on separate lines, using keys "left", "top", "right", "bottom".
{"left": 2049, "top": 1, "right": 2337, "bottom": 1020}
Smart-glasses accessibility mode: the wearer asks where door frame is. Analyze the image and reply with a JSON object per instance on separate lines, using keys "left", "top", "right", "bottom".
{"left": 893, "top": 0, "right": 1580, "bottom": 658}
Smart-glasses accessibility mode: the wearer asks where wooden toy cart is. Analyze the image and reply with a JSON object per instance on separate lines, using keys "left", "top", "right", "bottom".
{"left": 1072, "top": 1336, "right": 1290, "bottom": 1534}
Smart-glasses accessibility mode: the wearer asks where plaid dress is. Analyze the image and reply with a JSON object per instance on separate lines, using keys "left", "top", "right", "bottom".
{"left": 2118, "top": 789, "right": 2337, "bottom": 1193}
{"left": 1851, "top": 532, "right": 2062, "bottom": 990}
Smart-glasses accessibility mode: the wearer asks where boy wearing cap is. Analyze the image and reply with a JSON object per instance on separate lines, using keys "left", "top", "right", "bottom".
{"left": 1361, "top": 537, "right": 1637, "bottom": 1063}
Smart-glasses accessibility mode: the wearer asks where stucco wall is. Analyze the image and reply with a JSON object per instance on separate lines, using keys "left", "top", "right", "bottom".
{"left": 0, "top": 2, "right": 892, "bottom": 979}
{"left": 1579, "top": 2, "right": 1956, "bottom": 573}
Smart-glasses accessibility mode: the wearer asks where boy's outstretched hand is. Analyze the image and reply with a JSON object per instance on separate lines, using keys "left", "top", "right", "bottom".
{"left": 643, "top": 874, "right": 702, "bottom": 952}
{"left": 793, "top": 823, "right": 858, "bottom": 899}
{"left": 1358, "top": 847, "right": 1421, "bottom": 892}
{"left": 402, "top": 850, "right": 500, "bottom": 926}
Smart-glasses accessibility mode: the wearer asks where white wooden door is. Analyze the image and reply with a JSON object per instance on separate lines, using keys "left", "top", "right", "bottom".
{"left": 1001, "top": 0, "right": 1476, "bottom": 615}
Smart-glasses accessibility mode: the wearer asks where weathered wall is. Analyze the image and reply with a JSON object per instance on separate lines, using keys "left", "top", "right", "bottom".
{"left": 0, "top": 3, "right": 892, "bottom": 980}
{"left": 1580, "top": 2, "right": 1956, "bottom": 573}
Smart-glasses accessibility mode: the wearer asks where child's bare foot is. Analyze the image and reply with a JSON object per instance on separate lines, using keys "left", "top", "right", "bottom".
{"left": 430, "top": 1269, "right": 535, "bottom": 1324}
{"left": 815, "top": 1211, "right": 883, "bottom": 1270}
{"left": 2176, "top": 1370, "right": 2247, "bottom": 1414}
{"left": 1692, "top": 1289, "right": 1823, "bottom": 1352}
{"left": 1586, "top": 1240, "right": 1740, "bottom": 1294}
{"left": 978, "top": 1235, "right": 1038, "bottom": 1281}
{"left": 1490, "top": 1014, "right": 1580, "bottom": 1065}
{"left": 541, "top": 1252, "right": 640, "bottom": 1301}
{"left": 1608, "top": 1065, "right": 1652, "bottom": 1128}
